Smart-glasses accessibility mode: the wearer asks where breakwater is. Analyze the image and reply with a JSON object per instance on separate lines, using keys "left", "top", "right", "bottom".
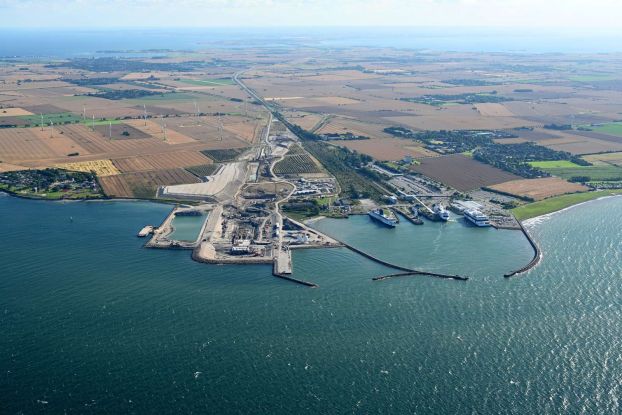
{"left": 274, "top": 273, "right": 319, "bottom": 288}
{"left": 373, "top": 271, "right": 468, "bottom": 281}
{"left": 340, "top": 241, "right": 469, "bottom": 281}
{"left": 504, "top": 220, "right": 542, "bottom": 278}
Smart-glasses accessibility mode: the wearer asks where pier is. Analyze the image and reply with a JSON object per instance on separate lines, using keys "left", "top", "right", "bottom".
{"left": 503, "top": 220, "right": 542, "bottom": 278}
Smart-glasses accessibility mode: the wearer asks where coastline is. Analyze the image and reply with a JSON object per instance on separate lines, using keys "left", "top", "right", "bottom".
{"left": 522, "top": 193, "right": 622, "bottom": 227}
{"left": 513, "top": 190, "right": 622, "bottom": 222}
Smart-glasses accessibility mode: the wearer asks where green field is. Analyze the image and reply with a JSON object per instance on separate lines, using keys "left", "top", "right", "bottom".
{"left": 568, "top": 74, "right": 619, "bottom": 82}
{"left": 180, "top": 78, "right": 235, "bottom": 86}
{"left": 542, "top": 165, "right": 622, "bottom": 181}
{"left": 590, "top": 122, "right": 622, "bottom": 137}
{"left": 11, "top": 112, "right": 83, "bottom": 127}
{"left": 512, "top": 190, "right": 622, "bottom": 221}
{"left": 529, "top": 160, "right": 581, "bottom": 168}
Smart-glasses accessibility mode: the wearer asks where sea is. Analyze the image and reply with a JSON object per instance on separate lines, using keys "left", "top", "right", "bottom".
{"left": 1, "top": 193, "right": 621, "bottom": 414}
{"left": 1, "top": 28, "right": 622, "bottom": 58}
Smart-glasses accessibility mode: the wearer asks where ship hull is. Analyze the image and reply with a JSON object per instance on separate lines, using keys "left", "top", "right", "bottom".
{"left": 368, "top": 211, "right": 397, "bottom": 227}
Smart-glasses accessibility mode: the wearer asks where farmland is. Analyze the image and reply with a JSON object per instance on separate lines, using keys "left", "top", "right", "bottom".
{"left": 411, "top": 154, "right": 520, "bottom": 191}
{"left": 274, "top": 153, "right": 322, "bottom": 175}
{"left": 185, "top": 164, "right": 221, "bottom": 178}
{"left": 111, "top": 151, "right": 211, "bottom": 173}
{"left": 179, "top": 78, "right": 236, "bottom": 86}
{"left": 487, "top": 177, "right": 587, "bottom": 201}
{"left": 329, "top": 138, "right": 436, "bottom": 161}
{"left": 55, "top": 159, "right": 120, "bottom": 176}
{"left": 99, "top": 168, "right": 199, "bottom": 198}
{"left": 543, "top": 165, "right": 622, "bottom": 181}
{"left": 200, "top": 148, "right": 248, "bottom": 162}
{"left": 589, "top": 122, "right": 622, "bottom": 137}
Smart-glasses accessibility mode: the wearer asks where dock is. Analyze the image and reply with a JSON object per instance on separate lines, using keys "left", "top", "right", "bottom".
{"left": 273, "top": 249, "right": 292, "bottom": 275}
{"left": 392, "top": 207, "right": 423, "bottom": 225}
{"left": 504, "top": 220, "right": 542, "bottom": 278}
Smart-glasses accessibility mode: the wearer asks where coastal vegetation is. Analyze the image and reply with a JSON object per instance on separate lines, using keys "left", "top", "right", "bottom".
{"left": 512, "top": 190, "right": 622, "bottom": 220}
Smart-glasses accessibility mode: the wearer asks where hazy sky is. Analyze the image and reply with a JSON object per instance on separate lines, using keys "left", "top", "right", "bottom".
{"left": 1, "top": 0, "right": 622, "bottom": 29}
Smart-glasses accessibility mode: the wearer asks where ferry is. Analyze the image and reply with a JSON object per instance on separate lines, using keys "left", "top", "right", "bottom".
{"left": 433, "top": 204, "right": 450, "bottom": 221}
{"left": 463, "top": 209, "right": 490, "bottom": 227}
{"left": 368, "top": 208, "right": 398, "bottom": 227}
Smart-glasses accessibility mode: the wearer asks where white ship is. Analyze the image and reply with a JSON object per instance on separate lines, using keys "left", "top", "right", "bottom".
{"left": 368, "top": 208, "right": 398, "bottom": 227}
{"left": 433, "top": 204, "right": 450, "bottom": 221}
{"left": 463, "top": 209, "right": 490, "bottom": 227}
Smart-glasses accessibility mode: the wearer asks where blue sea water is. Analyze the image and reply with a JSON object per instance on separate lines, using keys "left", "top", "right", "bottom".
{"left": 1, "top": 193, "right": 621, "bottom": 413}
{"left": 1, "top": 28, "right": 621, "bottom": 58}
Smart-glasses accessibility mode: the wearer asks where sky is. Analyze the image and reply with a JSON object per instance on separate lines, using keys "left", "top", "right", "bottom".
{"left": 1, "top": 0, "right": 622, "bottom": 29}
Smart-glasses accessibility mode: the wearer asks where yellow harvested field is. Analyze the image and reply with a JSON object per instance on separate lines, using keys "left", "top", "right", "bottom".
{"left": 0, "top": 162, "right": 27, "bottom": 172}
{"left": 112, "top": 151, "right": 211, "bottom": 173}
{"left": 124, "top": 119, "right": 196, "bottom": 145}
{"left": 329, "top": 138, "right": 437, "bottom": 161}
{"left": 310, "top": 96, "right": 361, "bottom": 106}
{"left": 0, "top": 107, "right": 33, "bottom": 117}
{"left": 583, "top": 152, "right": 622, "bottom": 166}
{"left": 488, "top": 177, "right": 587, "bottom": 201}
{"left": 55, "top": 159, "right": 120, "bottom": 176}
{"left": 0, "top": 128, "right": 58, "bottom": 161}
{"left": 316, "top": 117, "right": 392, "bottom": 139}
{"left": 474, "top": 103, "right": 515, "bottom": 117}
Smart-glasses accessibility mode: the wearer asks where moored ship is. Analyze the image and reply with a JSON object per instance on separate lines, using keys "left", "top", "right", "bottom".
{"left": 433, "top": 204, "right": 450, "bottom": 221}
{"left": 463, "top": 209, "right": 490, "bottom": 227}
{"left": 368, "top": 208, "right": 398, "bottom": 227}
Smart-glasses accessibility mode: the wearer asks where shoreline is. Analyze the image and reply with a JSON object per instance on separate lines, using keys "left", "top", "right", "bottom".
{"left": 0, "top": 191, "right": 181, "bottom": 206}
{"left": 522, "top": 193, "right": 622, "bottom": 227}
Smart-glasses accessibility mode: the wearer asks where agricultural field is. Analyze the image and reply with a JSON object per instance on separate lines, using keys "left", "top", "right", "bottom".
{"left": 0, "top": 108, "right": 34, "bottom": 117}
{"left": 200, "top": 148, "right": 248, "bottom": 162}
{"left": 589, "top": 122, "right": 622, "bottom": 137}
{"left": 583, "top": 152, "right": 622, "bottom": 167}
{"left": 178, "top": 78, "right": 236, "bottom": 86}
{"left": 329, "top": 138, "right": 436, "bottom": 161}
{"left": 55, "top": 159, "right": 120, "bottom": 176}
{"left": 185, "top": 164, "right": 221, "bottom": 178}
{"left": 274, "top": 153, "right": 322, "bottom": 175}
{"left": 0, "top": 112, "right": 83, "bottom": 128}
{"left": 92, "top": 123, "right": 151, "bottom": 140}
{"left": 411, "top": 154, "right": 520, "bottom": 191}
{"left": 528, "top": 160, "right": 581, "bottom": 169}
{"left": 112, "top": 151, "right": 211, "bottom": 173}
{"left": 542, "top": 164, "right": 622, "bottom": 181}
{"left": 99, "top": 168, "right": 199, "bottom": 198}
{"left": 488, "top": 177, "right": 587, "bottom": 201}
